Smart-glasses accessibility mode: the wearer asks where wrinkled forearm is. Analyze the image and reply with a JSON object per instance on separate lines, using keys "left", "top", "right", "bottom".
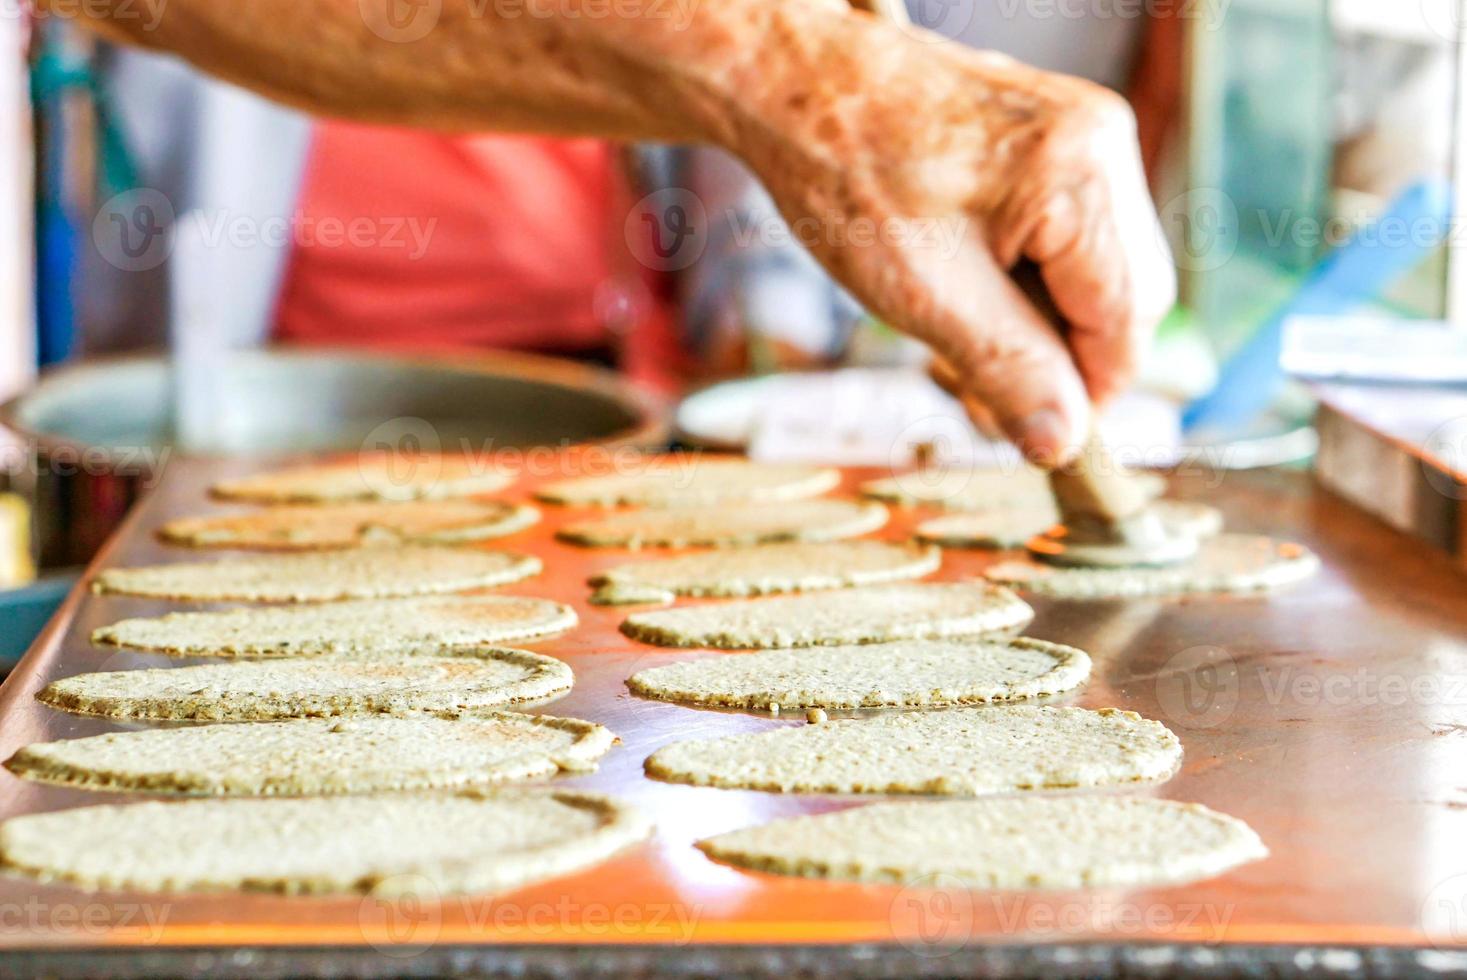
{"left": 42, "top": 0, "right": 1166, "bottom": 463}
{"left": 33, "top": 0, "right": 833, "bottom": 144}
{"left": 38, "top": 0, "right": 1057, "bottom": 174}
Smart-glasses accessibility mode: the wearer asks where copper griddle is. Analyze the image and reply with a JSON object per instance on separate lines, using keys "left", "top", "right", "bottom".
{"left": 3, "top": 455, "right": 1467, "bottom": 977}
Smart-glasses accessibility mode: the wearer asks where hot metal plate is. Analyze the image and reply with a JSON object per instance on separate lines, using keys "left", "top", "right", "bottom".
{"left": 1, "top": 455, "right": 1467, "bottom": 975}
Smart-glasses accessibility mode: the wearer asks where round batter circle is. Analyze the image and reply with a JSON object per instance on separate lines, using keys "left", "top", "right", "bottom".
{"left": 645, "top": 704, "right": 1181, "bottom": 795}
{"left": 210, "top": 455, "right": 513, "bottom": 504}
{"left": 90, "top": 547, "right": 542, "bottom": 603}
{"left": 91, "top": 595, "right": 577, "bottom": 658}
{"left": 536, "top": 459, "right": 839, "bottom": 507}
{"left": 917, "top": 500, "right": 1222, "bottom": 550}
{"left": 626, "top": 637, "right": 1090, "bottom": 710}
{"left": 697, "top": 796, "right": 1266, "bottom": 889}
{"left": 38, "top": 648, "right": 573, "bottom": 721}
{"left": 159, "top": 500, "right": 539, "bottom": 551}
{"left": 6, "top": 711, "right": 614, "bottom": 796}
{"left": 620, "top": 582, "right": 1033, "bottom": 649}
{"left": 985, "top": 533, "right": 1319, "bottom": 598}
{"left": 0, "top": 790, "right": 649, "bottom": 895}
{"left": 590, "top": 540, "right": 939, "bottom": 605}
{"left": 558, "top": 499, "right": 887, "bottom": 550}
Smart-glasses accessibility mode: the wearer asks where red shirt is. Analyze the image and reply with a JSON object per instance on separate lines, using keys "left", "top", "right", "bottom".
{"left": 274, "top": 121, "right": 680, "bottom": 387}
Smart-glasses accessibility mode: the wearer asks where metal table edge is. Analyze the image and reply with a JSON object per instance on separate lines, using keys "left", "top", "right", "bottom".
{"left": 4, "top": 940, "right": 1467, "bottom": 979}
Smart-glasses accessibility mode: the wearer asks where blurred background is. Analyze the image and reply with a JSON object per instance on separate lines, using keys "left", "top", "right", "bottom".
{"left": 2, "top": 0, "right": 1466, "bottom": 659}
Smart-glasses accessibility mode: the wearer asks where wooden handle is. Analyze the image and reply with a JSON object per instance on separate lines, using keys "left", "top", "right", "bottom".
{"left": 1009, "top": 261, "right": 1158, "bottom": 524}
{"left": 1047, "top": 428, "right": 1158, "bottom": 524}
